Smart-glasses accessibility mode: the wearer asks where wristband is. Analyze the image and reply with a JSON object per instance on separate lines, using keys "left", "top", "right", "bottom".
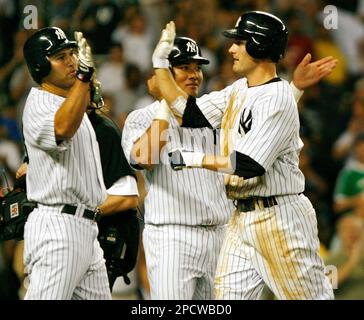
{"left": 152, "top": 58, "right": 170, "bottom": 69}
{"left": 184, "top": 151, "right": 205, "bottom": 168}
{"left": 76, "top": 66, "right": 94, "bottom": 83}
{"left": 290, "top": 81, "right": 304, "bottom": 103}
{"left": 154, "top": 99, "right": 171, "bottom": 122}
{"left": 171, "top": 96, "right": 187, "bottom": 117}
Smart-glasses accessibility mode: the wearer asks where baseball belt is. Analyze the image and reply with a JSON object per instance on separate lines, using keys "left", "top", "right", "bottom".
{"left": 234, "top": 196, "right": 278, "bottom": 212}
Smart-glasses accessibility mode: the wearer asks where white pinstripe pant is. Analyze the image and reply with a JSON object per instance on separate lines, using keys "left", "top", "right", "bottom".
{"left": 23, "top": 206, "right": 111, "bottom": 300}
{"left": 214, "top": 194, "right": 334, "bottom": 300}
{"left": 143, "top": 224, "right": 226, "bottom": 300}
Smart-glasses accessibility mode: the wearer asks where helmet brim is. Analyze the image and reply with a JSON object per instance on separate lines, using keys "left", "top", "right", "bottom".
{"left": 222, "top": 29, "right": 248, "bottom": 40}
{"left": 48, "top": 40, "right": 78, "bottom": 56}
{"left": 171, "top": 56, "right": 210, "bottom": 66}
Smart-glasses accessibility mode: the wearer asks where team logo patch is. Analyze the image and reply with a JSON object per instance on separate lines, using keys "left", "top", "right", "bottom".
{"left": 186, "top": 41, "right": 197, "bottom": 53}
{"left": 10, "top": 202, "right": 19, "bottom": 218}
{"left": 54, "top": 28, "right": 66, "bottom": 40}
{"left": 239, "top": 109, "right": 252, "bottom": 134}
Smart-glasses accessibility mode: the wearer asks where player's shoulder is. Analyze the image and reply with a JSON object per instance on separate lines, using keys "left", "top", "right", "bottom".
{"left": 253, "top": 78, "right": 294, "bottom": 102}
{"left": 24, "top": 87, "right": 63, "bottom": 115}
{"left": 263, "top": 77, "right": 291, "bottom": 92}
{"left": 125, "top": 101, "right": 159, "bottom": 125}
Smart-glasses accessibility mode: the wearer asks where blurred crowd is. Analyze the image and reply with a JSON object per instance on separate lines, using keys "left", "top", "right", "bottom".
{"left": 1, "top": 0, "right": 364, "bottom": 300}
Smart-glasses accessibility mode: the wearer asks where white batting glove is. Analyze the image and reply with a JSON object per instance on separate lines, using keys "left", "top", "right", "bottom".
{"left": 169, "top": 149, "right": 204, "bottom": 171}
{"left": 152, "top": 21, "right": 175, "bottom": 68}
{"left": 74, "top": 31, "right": 94, "bottom": 82}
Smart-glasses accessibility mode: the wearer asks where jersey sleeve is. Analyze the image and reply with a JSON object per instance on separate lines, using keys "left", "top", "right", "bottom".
{"left": 233, "top": 84, "right": 299, "bottom": 171}
{"left": 22, "top": 90, "right": 70, "bottom": 153}
{"left": 121, "top": 104, "right": 156, "bottom": 169}
{"left": 194, "top": 81, "right": 238, "bottom": 129}
{"left": 106, "top": 175, "right": 139, "bottom": 196}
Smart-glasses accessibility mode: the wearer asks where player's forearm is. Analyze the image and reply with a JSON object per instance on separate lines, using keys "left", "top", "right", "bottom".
{"left": 202, "top": 154, "right": 234, "bottom": 174}
{"left": 131, "top": 118, "right": 170, "bottom": 170}
{"left": 99, "top": 194, "right": 138, "bottom": 215}
{"left": 54, "top": 80, "right": 90, "bottom": 140}
{"left": 154, "top": 68, "right": 187, "bottom": 118}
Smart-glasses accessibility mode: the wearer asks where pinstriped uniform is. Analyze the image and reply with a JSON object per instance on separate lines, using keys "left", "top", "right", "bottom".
{"left": 22, "top": 88, "right": 111, "bottom": 300}
{"left": 195, "top": 78, "right": 334, "bottom": 299}
{"left": 122, "top": 101, "right": 234, "bottom": 299}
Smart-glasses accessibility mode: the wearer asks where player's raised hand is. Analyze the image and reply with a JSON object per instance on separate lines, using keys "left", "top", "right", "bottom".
{"left": 292, "top": 53, "right": 338, "bottom": 90}
{"left": 74, "top": 31, "right": 94, "bottom": 82}
{"left": 152, "top": 21, "right": 176, "bottom": 68}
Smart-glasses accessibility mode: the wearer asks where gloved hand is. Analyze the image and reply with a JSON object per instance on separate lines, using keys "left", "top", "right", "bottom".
{"left": 74, "top": 31, "right": 94, "bottom": 82}
{"left": 168, "top": 149, "right": 205, "bottom": 171}
{"left": 152, "top": 21, "right": 175, "bottom": 68}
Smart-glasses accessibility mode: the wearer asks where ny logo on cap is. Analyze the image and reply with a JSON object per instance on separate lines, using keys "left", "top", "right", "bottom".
{"left": 186, "top": 41, "right": 197, "bottom": 53}
{"left": 54, "top": 28, "right": 66, "bottom": 40}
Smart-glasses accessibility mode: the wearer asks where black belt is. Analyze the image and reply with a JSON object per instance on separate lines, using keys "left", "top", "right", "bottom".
{"left": 62, "top": 204, "right": 100, "bottom": 222}
{"left": 234, "top": 196, "right": 278, "bottom": 212}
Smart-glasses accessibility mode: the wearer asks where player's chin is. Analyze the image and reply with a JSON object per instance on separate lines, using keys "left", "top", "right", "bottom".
{"left": 63, "top": 76, "right": 76, "bottom": 88}
{"left": 184, "top": 85, "right": 199, "bottom": 97}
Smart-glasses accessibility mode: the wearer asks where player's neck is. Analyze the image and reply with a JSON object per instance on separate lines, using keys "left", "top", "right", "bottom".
{"left": 41, "top": 83, "right": 69, "bottom": 97}
{"left": 246, "top": 63, "right": 277, "bottom": 87}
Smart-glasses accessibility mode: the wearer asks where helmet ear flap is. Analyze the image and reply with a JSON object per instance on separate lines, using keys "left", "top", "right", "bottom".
{"left": 245, "top": 35, "right": 272, "bottom": 60}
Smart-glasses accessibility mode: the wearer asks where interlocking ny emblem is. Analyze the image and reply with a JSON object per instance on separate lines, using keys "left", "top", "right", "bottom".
{"left": 186, "top": 41, "right": 197, "bottom": 53}
{"left": 239, "top": 109, "right": 252, "bottom": 134}
{"left": 55, "top": 28, "right": 66, "bottom": 40}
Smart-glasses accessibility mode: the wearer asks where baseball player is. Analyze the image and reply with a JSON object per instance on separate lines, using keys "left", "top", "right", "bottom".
{"left": 123, "top": 34, "right": 336, "bottom": 299}
{"left": 122, "top": 37, "right": 232, "bottom": 300}
{"left": 152, "top": 12, "right": 335, "bottom": 299}
{"left": 22, "top": 27, "right": 111, "bottom": 299}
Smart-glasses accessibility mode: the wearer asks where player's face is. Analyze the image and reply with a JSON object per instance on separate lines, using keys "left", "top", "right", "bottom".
{"left": 228, "top": 40, "right": 256, "bottom": 76}
{"left": 172, "top": 62, "right": 203, "bottom": 97}
{"left": 43, "top": 47, "right": 78, "bottom": 89}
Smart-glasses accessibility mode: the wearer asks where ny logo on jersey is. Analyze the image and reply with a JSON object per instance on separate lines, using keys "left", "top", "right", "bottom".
{"left": 238, "top": 109, "right": 252, "bottom": 134}
{"left": 54, "top": 28, "right": 66, "bottom": 40}
{"left": 186, "top": 41, "right": 197, "bottom": 53}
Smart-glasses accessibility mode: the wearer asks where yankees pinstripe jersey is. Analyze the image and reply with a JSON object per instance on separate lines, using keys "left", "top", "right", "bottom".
{"left": 122, "top": 101, "right": 234, "bottom": 226}
{"left": 195, "top": 78, "right": 305, "bottom": 198}
{"left": 22, "top": 87, "right": 107, "bottom": 208}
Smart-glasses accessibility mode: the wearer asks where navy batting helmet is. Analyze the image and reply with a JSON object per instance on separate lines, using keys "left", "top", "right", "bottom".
{"left": 23, "top": 27, "right": 77, "bottom": 84}
{"left": 222, "top": 11, "right": 288, "bottom": 62}
{"left": 168, "top": 37, "right": 209, "bottom": 66}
